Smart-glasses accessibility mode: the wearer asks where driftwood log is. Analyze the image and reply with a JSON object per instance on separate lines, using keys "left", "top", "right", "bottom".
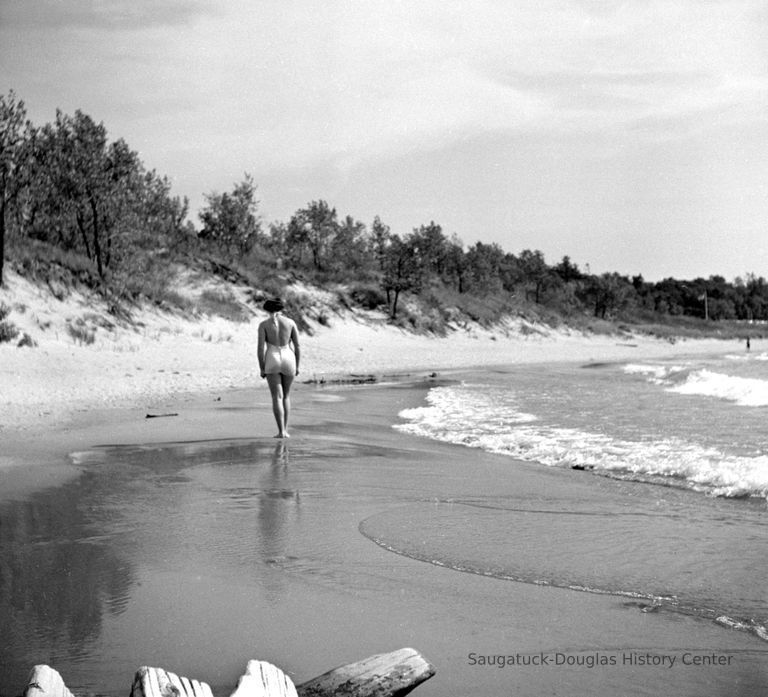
{"left": 20, "top": 647, "right": 434, "bottom": 697}
{"left": 23, "top": 665, "right": 76, "bottom": 697}
{"left": 131, "top": 666, "right": 214, "bottom": 697}
{"left": 230, "top": 660, "right": 297, "bottom": 697}
{"left": 296, "top": 648, "right": 435, "bottom": 697}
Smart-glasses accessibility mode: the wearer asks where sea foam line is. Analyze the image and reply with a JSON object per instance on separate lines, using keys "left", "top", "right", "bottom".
{"left": 395, "top": 384, "right": 768, "bottom": 499}
{"left": 624, "top": 362, "right": 768, "bottom": 406}
{"left": 669, "top": 369, "right": 768, "bottom": 406}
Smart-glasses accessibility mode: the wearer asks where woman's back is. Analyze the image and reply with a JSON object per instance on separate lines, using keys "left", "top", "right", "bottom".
{"left": 262, "top": 314, "right": 295, "bottom": 346}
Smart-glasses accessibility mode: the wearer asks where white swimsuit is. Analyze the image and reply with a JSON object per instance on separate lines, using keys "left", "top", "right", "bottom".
{"left": 264, "top": 342, "right": 296, "bottom": 376}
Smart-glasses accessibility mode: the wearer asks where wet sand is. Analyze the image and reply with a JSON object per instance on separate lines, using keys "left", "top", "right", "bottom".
{"left": 1, "top": 375, "right": 766, "bottom": 696}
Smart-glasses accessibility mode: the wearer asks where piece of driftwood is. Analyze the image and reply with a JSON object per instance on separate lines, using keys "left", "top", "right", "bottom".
{"left": 131, "top": 666, "right": 214, "bottom": 697}
{"left": 296, "top": 647, "right": 435, "bottom": 697}
{"left": 23, "top": 665, "right": 75, "bottom": 697}
{"left": 230, "top": 660, "right": 298, "bottom": 697}
{"left": 20, "top": 647, "right": 434, "bottom": 697}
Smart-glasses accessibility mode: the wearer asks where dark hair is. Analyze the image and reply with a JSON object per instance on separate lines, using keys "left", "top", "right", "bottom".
{"left": 263, "top": 297, "right": 284, "bottom": 313}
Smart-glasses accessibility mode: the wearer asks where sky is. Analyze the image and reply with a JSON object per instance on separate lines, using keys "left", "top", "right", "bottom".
{"left": 2, "top": 0, "right": 768, "bottom": 281}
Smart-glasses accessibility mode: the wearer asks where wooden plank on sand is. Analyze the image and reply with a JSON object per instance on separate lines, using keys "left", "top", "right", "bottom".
{"left": 296, "top": 647, "right": 435, "bottom": 697}
{"left": 230, "top": 660, "right": 298, "bottom": 697}
{"left": 131, "top": 667, "right": 214, "bottom": 697}
{"left": 23, "top": 666, "right": 75, "bottom": 697}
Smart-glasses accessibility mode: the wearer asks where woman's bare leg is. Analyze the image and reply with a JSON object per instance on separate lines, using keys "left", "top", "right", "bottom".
{"left": 266, "top": 374, "right": 286, "bottom": 437}
{"left": 280, "top": 373, "right": 295, "bottom": 436}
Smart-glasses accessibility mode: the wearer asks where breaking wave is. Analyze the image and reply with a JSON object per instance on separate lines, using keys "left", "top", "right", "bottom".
{"left": 395, "top": 383, "right": 768, "bottom": 498}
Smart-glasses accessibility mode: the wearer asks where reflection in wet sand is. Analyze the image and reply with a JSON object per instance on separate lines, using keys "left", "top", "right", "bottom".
{"left": 0, "top": 471, "right": 135, "bottom": 679}
{"left": 256, "top": 441, "right": 301, "bottom": 598}
{"left": 0, "top": 438, "right": 304, "bottom": 692}
{"left": 258, "top": 440, "right": 300, "bottom": 559}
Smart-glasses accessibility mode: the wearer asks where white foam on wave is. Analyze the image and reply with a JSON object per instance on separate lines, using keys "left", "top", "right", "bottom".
{"left": 398, "top": 382, "right": 538, "bottom": 439}
{"left": 623, "top": 363, "right": 682, "bottom": 382}
{"left": 669, "top": 369, "right": 768, "bottom": 406}
{"left": 625, "top": 361, "right": 768, "bottom": 406}
{"left": 726, "top": 352, "right": 768, "bottom": 362}
{"left": 395, "top": 384, "right": 768, "bottom": 498}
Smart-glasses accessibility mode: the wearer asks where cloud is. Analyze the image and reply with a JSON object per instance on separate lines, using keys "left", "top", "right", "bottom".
{"left": 236, "top": 0, "right": 768, "bottom": 168}
{"left": 0, "top": 0, "right": 212, "bottom": 31}
{"left": 3, "top": 0, "right": 768, "bottom": 266}
{"left": 5, "top": 0, "right": 767, "bottom": 168}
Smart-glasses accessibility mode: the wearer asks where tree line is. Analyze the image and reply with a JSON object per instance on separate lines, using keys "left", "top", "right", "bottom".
{"left": 2, "top": 89, "right": 767, "bottom": 324}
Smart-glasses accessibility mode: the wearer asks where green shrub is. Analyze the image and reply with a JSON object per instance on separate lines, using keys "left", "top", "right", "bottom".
{"left": 335, "top": 288, "right": 352, "bottom": 310}
{"left": 0, "top": 321, "right": 19, "bottom": 343}
{"left": 423, "top": 286, "right": 517, "bottom": 328}
{"left": 350, "top": 284, "right": 387, "bottom": 310}
{"left": 0, "top": 303, "right": 19, "bottom": 343}
{"left": 281, "top": 295, "right": 313, "bottom": 335}
{"left": 159, "top": 289, "right": 196, "bottom": 314}
{"left": 66, "top": 322, "right": 96, "bottom": 345}
{"left": 197, "top": 288, "right": 248, "bottom": 322}
{"left": 388, "top": 302, "right": 447, "bottom": 335}
{"left": 112, "top": 259, "right": 172, "bottom": 303}
{"left": 10, "top": 239, "right": 100, "bottom": 290}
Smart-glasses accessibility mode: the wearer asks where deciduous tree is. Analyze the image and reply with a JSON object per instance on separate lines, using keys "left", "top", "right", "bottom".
{"left": 465, "top": 241, "right": 505, "bottom": 294}
{"left": 287, "top": 200, "right": 338, "bottom": 271}
{"left": 330, "top": 215, "right": 368, "bottom": 275}
{"left": 517, "top": 249, "right": 553, "bottom": 304}
{"left": 443, "top": 235, "right": 468, "bottom": 293}
{"left": 382, "top": 234, "right": 422, "bottom": 318}
{"left": 411, "top": 221, "right": 448, "bottom": 278}
{"left": 0, "top": 90, "right": 32, "bottom": 285}
{"left": 28, "top": 110, "right": 143, "bottom": 279}
{"left": 369, "top": 215, "right": 391, "bottom": 271}
{"left": 199, "top": 174, "right": 260, "bottom": 255}
{"left": 588, "top": 272, "right": 635, "bottom": 319}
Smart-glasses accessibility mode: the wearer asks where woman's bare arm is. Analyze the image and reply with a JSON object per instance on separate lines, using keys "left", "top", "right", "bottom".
{"left": 291, "top": 322, "right": 300, "bottom": 375}
{"left": 257, "top": 323, "right": 266, "bottom": 377}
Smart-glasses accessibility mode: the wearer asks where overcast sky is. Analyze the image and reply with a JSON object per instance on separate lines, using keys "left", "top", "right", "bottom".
{"left": 3, "top": 0, "right": 768, "bottom": 280}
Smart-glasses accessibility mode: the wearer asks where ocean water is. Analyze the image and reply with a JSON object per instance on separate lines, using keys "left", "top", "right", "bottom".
{"left": 395, "top": 351, "right": 768, "bottom": 499}
{"left": 385, "top": 350, "right": 768, "bottom": 643}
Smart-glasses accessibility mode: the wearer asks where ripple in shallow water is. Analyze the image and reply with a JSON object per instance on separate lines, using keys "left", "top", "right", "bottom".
{"left": 359, "top": 499, "right": 768, "bottom": 642}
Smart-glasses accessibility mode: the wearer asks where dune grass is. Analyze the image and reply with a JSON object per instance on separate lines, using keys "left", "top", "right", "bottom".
{"left": 7, "top": 238, "right": 764, "bottom": 342}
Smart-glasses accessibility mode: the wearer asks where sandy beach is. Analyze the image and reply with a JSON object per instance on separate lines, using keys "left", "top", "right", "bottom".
{"left": 1, "top": 273, "right": 765, "bottom": 696}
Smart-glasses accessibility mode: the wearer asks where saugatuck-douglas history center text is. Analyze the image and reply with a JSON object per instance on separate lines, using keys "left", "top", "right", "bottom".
{"left": 467, "top": 652, "right": 735, "bottom": 669}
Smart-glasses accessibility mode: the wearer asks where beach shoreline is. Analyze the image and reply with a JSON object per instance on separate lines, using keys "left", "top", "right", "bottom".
{"left": 1, "top": 266, "right": 750, "bottom": 440}
{"left": 0, "top": 310, "right": 745, "bottom": 504}
{"left": 0, "top": 320, "right": 740, "bottom": 491}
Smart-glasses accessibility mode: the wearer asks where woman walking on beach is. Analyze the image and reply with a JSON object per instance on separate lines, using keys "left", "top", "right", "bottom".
{"left": 258, "top": 298, "right": 300, "bottom": 438}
